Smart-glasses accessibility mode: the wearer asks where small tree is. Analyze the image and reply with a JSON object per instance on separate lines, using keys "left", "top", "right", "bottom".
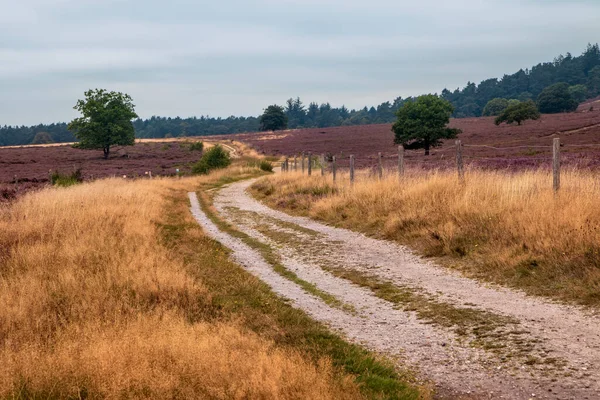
{"left": 392, "top": 95, "right": 461, "bottom": 155}
{"left": 537, "top": 83, "right": 578, "bottom": 114}
{"left": 494, "top": 100, "right": 540, "bottom": 126}
{"left": 259, "top": 105, "right": 288, "bottom": 131}
{"left": 68, "top": 89, "right": 138, "bottom": 159}
{"left": 31, "top": 132, "right": 53, "bottom": 145}
{"left": 482, "top": 98, "right": 509, "bottom": 116}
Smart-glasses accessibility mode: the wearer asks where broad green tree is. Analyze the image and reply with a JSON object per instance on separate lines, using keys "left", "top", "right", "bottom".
{"left": 259, "top": 105, "right": 288, "bottom": 131}
{"left": 392, "top": 95, "right": 461, "bottom": 155}
{"left": 68, "top": 89, "right": 138, "bottom": 159}
{"left": 537, "top": 83, "right": 579, "bottom": 114}
{"left": 482, "top": 98, "right": 509, "bottom": 116}
{"left": 495, "top": 100, "right": 540, "bottom": 126}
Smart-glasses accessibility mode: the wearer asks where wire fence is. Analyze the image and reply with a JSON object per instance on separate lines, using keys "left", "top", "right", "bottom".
{"left": 280, "top": 138, "right": 600, "bottom": 192}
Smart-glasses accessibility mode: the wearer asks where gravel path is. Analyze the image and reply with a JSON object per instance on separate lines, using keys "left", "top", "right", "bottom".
{"left": 189, "top": 180, "right": 600, "bottom": 399}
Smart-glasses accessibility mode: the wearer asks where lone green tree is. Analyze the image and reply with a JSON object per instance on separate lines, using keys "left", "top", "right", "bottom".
{"left": 494, "top": 100, "right": 540, "bottom": 126}
{"left": 259, "top": 105, "right": 288, "bottom": 131}
{"left": 68, "top": 89, "right": 138, "bottom": 159}
{"left": 392, "top": 95, "right": 461, "bottom": 155}
{"left": 536, "top": 83, "right": 579, "bottom": 114}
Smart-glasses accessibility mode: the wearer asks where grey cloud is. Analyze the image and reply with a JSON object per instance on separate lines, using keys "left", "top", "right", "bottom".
{"left": 0, "top": 0, "right": 598, "bottom": 125}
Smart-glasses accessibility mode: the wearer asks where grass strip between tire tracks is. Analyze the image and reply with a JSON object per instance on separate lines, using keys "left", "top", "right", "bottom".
{"left": 161, "top": 169, "right": 428, "bottom": 400}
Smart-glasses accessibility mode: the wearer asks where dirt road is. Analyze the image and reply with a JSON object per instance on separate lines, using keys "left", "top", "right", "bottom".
{"left": 189, "top": 179, "right": 600, "bottom": 399}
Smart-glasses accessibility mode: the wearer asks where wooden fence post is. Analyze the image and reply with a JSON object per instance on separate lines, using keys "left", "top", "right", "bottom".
{"left": 308, "top": 152, "right": 312, "bottom": 176}
{"left": 301, "top": 152, "right": 305, "bottom": 174}
{"left": 350, "top": 155, "right": 355, "bottom": 185}
{"left": 332, "top": 156, "right": 337, "bottom": 182}
{"left": 378, "top": 152, "right": 383, "bottom": 179}
{"left": 553, "top": 137, "right": 561, "bottom": 192}
{"left": 294, "top": 156, "right": 297, "bottom": 171}
{"left": 398, "top": 145, "right": 404, "bottom": 177}
{"left": 455, "top": 140, "right": 464, "bottom": 183}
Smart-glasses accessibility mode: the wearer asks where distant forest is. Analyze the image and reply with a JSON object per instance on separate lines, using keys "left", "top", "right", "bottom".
{"left": 1, "top": 43, "right": 599, "bottom": 146}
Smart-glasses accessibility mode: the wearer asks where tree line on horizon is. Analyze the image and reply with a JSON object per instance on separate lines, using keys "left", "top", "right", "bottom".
{"left": 1, "top": 43, "right": 599, "bottom": 147}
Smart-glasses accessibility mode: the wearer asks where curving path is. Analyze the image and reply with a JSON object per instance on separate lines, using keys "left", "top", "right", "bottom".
{"left": 189, "top": 179, "right": 600, "bottom": 400}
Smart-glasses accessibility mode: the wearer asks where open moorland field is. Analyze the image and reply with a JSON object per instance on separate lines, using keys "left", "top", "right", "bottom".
{"left": 3, "top": 100, "right": 600, "bottom": 200}
{"left": 0, "top": 140, "right": 244, "bottom": 201}
{"left": 223, "top": 102, "right": 600, "bottom": 171}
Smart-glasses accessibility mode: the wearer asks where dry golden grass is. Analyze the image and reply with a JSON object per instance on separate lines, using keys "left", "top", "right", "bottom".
{"left": 251, "top": 168, "right": 600, "bottom": 306}
{"left": 0, "top": 170, "right": 363, "bottom": 399}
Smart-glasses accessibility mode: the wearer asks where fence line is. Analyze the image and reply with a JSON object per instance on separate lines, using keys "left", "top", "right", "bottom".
{"left": 281, "top": 138, "right": 593, "bottom": 192}
{"left": 289, "top": 141, "right": 600, "bottom": 160}
{"left": 462, "top": 156, "right": 551, "bottom": 161}
{"left": 463, "top": 144, "right": 552, "bottom": 149}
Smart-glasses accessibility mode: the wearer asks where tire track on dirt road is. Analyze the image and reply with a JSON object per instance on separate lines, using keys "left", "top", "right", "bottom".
{"left": 189, "top": 179, "right": 600, "bottom": 399}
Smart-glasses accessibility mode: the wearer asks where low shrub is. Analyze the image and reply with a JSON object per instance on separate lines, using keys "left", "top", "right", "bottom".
{"left": 188, "top": 141, "right": 204, "bottom": 152}
{"left": 0, "top": 186, "right": 17, "bottom": 201}
{"left": 259, "top": 160, "right": 273, "bottom": 172}
{"left": 50, "top": 169, "right": 83, "bottom": 187}
{"left": 192, "top": 145, "right": 231, "bottom": 175}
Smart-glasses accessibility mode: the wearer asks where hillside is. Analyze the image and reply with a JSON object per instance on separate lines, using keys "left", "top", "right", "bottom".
{"left": 225, "top": 105, "right": 600, "bottom": 170}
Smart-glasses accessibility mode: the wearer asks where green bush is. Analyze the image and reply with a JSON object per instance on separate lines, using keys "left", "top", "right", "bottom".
{"left": 192, "top": 145, "right": 231, "bottom": 175}
{"left": 188, "top": 141, "right": 204, "bottom": 152}
{"left": 259, "top": 160, "right": 273, "bottom": 172}
{"left": 50, "top": 169, "right": 83, "bottom": 187}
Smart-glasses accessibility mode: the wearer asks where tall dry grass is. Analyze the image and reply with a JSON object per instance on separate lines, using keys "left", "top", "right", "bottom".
{"left": 252, "top": 168, "right": 600, "bottom": 305}
{"left": 0, "top": 172, "right": 362, "bottom": 399}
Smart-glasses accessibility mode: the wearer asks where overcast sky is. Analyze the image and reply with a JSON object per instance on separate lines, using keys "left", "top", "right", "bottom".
{"left": 0, "top": 0, "right": 598, "bottom": 125}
